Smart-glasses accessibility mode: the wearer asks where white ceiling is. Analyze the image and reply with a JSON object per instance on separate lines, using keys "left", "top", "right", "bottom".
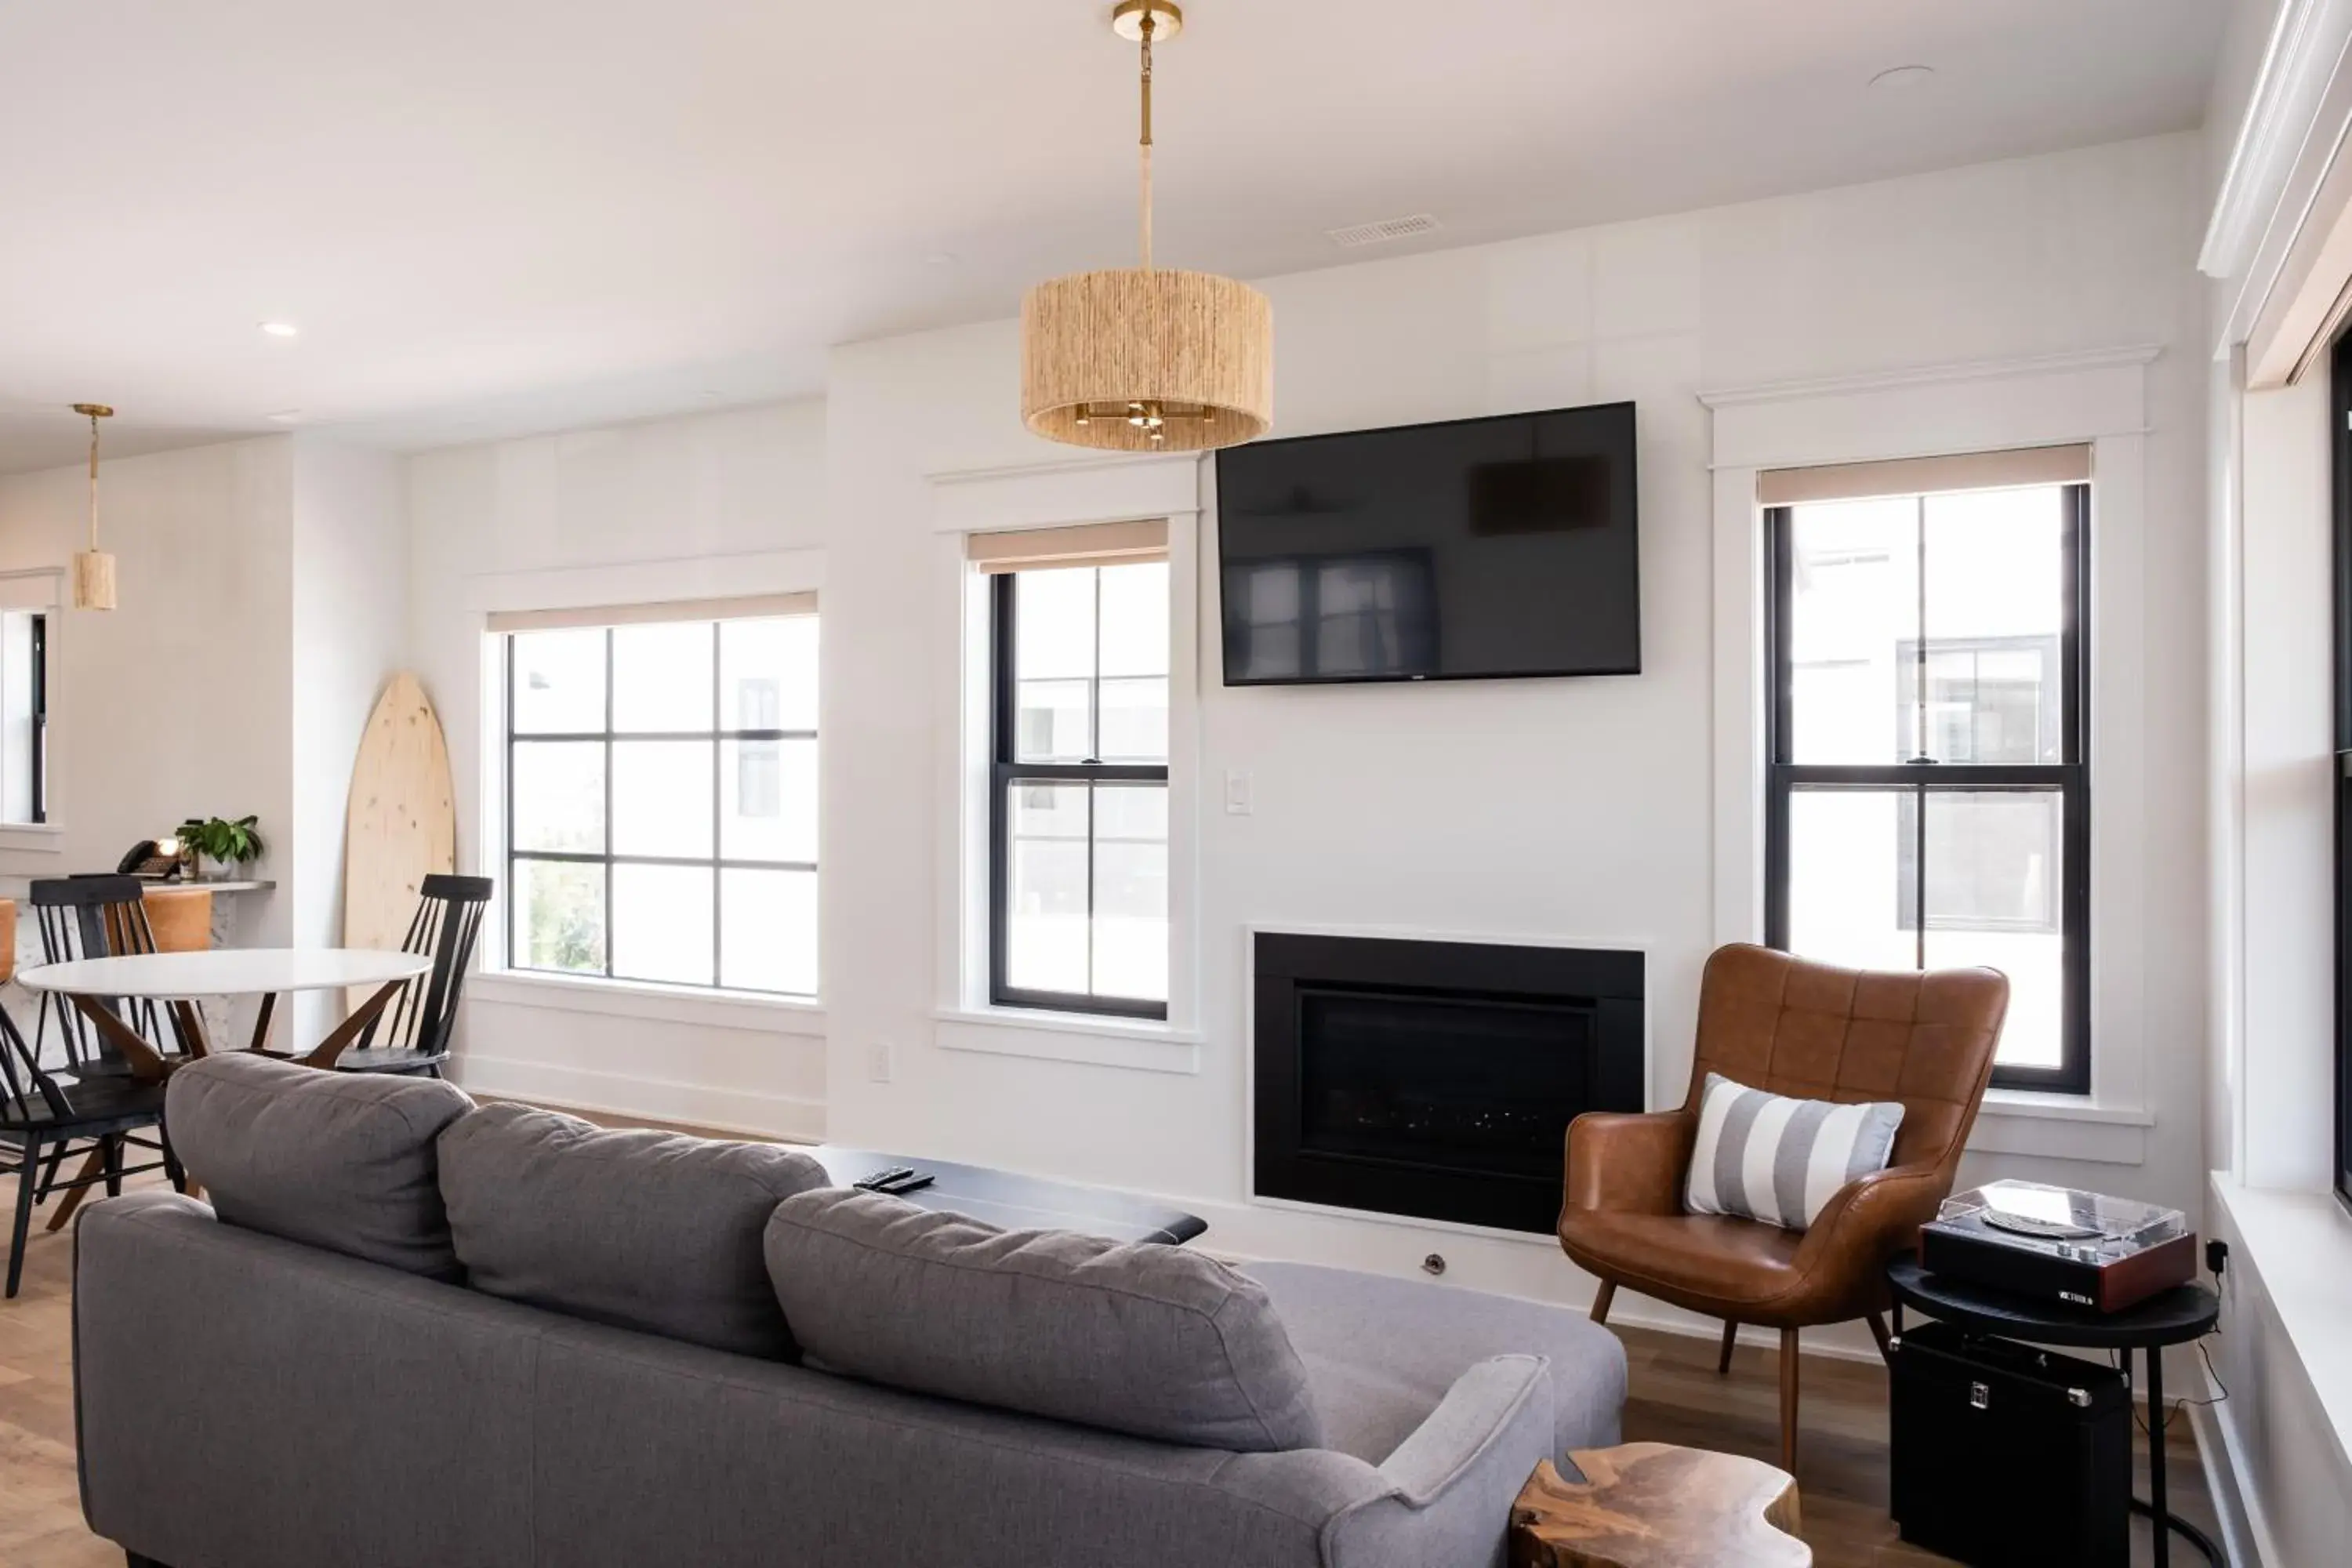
{"left": 0, "top": 0, "right": 2225, "bottom": 474}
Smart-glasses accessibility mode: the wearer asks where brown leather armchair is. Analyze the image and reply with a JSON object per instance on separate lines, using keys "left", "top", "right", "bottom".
{"left": 1557, "top": 944, "right": 2009, "bottom": 1471}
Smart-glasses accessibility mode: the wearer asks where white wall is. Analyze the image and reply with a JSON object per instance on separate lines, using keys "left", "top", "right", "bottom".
{"left": 399, "top": 133, "right": 2209, "bottom": 1340}
{"left": 2193, "top": 5, "right": 2352, "bottom": 1561}
{"left": 0, "top": 439, "right": 296, "bottom": 957}
{"left": 808, "top": 132, "right": 2211, "bottom": 1316}
{"left": 288, "top": 438, "right": 409, "bottom": 1046}
{"left": 408, "top": 399, "right": 830, "bottom": 1134}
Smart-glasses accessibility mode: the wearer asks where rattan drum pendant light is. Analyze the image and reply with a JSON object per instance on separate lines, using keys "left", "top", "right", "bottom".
{"left": 71, "top": 403, "right": 117, "bottom": 611}
{"left": 1020, "top": 1, "right": 1272, "bottom": 452}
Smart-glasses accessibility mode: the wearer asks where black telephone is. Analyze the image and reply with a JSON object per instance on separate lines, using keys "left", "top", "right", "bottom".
{"left": 117, "top": 840, "right": 185, "bottom": 880}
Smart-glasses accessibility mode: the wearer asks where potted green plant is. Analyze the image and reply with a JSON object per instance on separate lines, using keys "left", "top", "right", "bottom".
{"left": 179, "top": 815, "right": 264, "bottom": 882}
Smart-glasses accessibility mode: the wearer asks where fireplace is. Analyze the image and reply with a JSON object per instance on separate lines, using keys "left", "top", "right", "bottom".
{"left": 1253, "top": 932, "right": 1644, "bottom": 1233}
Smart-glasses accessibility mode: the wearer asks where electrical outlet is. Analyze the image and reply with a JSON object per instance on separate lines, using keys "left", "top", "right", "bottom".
{"left": 1224, "top": 769, "right": 1253, "bottom": 815}
{"left": 868, "top": 1041, "right": 895, "bottom": 1083}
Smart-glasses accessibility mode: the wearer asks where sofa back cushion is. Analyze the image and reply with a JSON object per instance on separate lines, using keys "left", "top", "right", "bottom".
{"left": 164, "top": 1052, "right": 474, "bottom": 1278}
{"left": 437, "top": 1103, "right": 826, "bottom": 1359}
{"left": 764, "top": 1189, "right": 1325, "bottom": 1452}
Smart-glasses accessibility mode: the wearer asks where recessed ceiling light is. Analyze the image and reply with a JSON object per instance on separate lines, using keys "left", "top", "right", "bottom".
{"left": 1869, "top": 64, "right": 1935, "bottom": 91}
{"left": 264, "top": 409, "right": 303, "bottom": 423}
{"left": 926, "top": 250, "right": 960, "bottom": 267}
{"left": 258, "top": 321, "right": 299, "bottom": 339}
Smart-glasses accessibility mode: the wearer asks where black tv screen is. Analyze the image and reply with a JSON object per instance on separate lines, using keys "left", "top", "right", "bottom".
{"left": 1214, "top": 402, "right": 1640, "bottom": 684}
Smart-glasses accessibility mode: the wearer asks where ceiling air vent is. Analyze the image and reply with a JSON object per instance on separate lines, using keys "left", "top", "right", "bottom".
{"left": 1327, "top": 212, "right": 1441, "bottom": 249}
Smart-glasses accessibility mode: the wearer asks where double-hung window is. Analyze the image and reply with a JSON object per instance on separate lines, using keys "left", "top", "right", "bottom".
{"left": 1764, "top": 448, "right": 2090, "bottom": 1091}
{"left": 498, "top": 596, "right": 818, "bottom": 996}
{"left": 975, "top": 523, "right": 1171, "bottom": 1019}
{"left": 0, "top": 609, "right": 45, "bottom": 824}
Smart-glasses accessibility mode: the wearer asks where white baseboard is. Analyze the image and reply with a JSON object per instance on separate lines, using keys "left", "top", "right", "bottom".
{"left": 451, "top": 1051, "right": 827, "bottom": 1142}
{"left": 2194, "top": 1396, "right": 2281, "bottom": 1568}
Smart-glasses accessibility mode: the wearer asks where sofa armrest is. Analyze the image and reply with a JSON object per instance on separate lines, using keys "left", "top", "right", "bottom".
{"left": 1323, "top": 1356, "right": 1555, "bottom": 1568}
{"left": 1563, "top": 1110, "right": 1693, "bottom": 1217}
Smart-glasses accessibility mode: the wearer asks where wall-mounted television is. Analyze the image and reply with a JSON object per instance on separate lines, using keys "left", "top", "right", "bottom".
{"left": 1214, "top": 402, "right": 1640, "bottom": 684}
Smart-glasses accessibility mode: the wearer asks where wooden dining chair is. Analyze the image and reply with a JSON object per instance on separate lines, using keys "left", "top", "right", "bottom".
{"left": 28, "top": 876, "right": 174, "bottom": 1076}
{"left": 2, "top": 995, "right": 182, "bottom": 1297}
{"left": 318, "top": 875, "right": 492, "bottom": 1076}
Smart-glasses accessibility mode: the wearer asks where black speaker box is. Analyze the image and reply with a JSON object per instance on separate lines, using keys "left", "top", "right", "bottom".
{"left": 1889, "top": 1320, "right": 2131, "bottom": 1567}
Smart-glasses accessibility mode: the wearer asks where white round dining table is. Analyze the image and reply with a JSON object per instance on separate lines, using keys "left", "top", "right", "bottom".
{"left": 17, "top": 946, "right": 432, "bottom": 1079}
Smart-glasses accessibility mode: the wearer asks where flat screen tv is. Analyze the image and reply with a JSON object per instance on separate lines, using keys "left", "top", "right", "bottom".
{"left": 1214, "top": 401, "right": 1640, "bottom": 684}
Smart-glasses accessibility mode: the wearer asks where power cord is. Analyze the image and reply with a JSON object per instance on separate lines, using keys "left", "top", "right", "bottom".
{"left": 2114, "top": 1242, "right": 2230, "bottom": 1436}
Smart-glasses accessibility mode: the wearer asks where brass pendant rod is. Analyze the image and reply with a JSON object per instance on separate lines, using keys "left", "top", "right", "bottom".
{"left": 85, "top": 408, "right": 100, "bottom": 550}
{"left": 1138, "top": 13, "right": 1155, "bottom": 271}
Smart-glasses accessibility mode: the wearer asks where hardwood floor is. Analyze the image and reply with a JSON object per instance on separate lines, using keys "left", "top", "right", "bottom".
{"left": 1, "top": 1171, "right": 2220, "bottom": 1566}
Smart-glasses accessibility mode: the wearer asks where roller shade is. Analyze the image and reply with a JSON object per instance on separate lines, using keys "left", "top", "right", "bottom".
{"left": 1759, "top": 445, "right": 2091, "bottom": 507}
{"left": 965, "top": 519, "right": 1167, "bottom": 574}
{"left": 486, "top": 591, "right": 816, "bottom": 634}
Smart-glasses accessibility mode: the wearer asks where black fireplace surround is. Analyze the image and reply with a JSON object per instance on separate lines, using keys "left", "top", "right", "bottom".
{"left": 1253, "top": 933, "right": 1644, "bottom": 1234}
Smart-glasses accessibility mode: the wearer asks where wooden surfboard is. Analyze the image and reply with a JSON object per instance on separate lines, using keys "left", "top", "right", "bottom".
{"left": 343, "top": 672, "right": 457, "bottom": 1012}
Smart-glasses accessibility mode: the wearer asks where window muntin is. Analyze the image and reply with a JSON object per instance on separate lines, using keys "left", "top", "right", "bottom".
{"left": 991, "top": 562, "right": 1170, "bottom": 1018}
{"left": 1767, "top": 479, "right": 2087, "bottom": 1091}
{"left": 505, "top": 612, "right": 817, "bottom": 996}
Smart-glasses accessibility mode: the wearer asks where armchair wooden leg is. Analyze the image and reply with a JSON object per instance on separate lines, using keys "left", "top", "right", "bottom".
{"left": 1718, "top": 1319, "right": 1739, "bottom": 1375}
{"left": 1589, "top": 1280, "right": 1616, "bottom": 1325}
{"left": 1866, "top": 1309, "right": 1893, "bottom": 1363}
{"left": 1778, "top": 1327, "right": 1801, "bottom": 1475}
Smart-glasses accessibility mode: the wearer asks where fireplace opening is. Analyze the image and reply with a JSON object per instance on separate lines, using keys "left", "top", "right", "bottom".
{"left": 1255, "top": 935, "right": 1643, "bottom": 1233}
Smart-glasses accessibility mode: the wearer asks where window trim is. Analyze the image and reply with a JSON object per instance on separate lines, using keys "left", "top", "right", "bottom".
{"left": 503, "top": 614, "right": 818, "bottom": 996}
{"left": 986, "top": 568, "right": 1171, "bottom": 1022}
{"left": 1762, "top": 481, "right": 2092, "bottom": 1094}
{"left": 2332, "top": 329, "right": 2352, "bottom": 1211}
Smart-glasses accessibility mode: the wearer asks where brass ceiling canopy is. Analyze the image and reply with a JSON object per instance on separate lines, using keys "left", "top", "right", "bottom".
{"left": 70, "top": 403, "right": 117, "bottom": 612}
{"left": 1020, "top": 1, "right": 1272, "bottom": 452}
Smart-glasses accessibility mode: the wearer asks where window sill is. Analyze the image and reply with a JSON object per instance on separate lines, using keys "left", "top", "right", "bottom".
{"left": 932, "top": 1005, "right": 1201, "bottom": 1075}
{"left": 470, "top": 970, "right": 825, "bottom": 1036}
{"left": 1969, "top": 1088, "right": 2152, "bottom": 1165}
{"left": 0, "top": 822, "right": 64, "bottom": 854}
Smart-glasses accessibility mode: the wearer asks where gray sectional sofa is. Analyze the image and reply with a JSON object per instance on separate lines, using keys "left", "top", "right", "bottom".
{"left": 74, "top": 1054, "right": 1626, "bottom": 1568}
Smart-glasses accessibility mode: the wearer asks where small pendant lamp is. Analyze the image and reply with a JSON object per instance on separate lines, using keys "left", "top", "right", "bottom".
{"left": 1020, "top": 1, "right": 1272, "bottom": 452}
{"left": 71, "top": 403, "right": 117, "bottom": 612}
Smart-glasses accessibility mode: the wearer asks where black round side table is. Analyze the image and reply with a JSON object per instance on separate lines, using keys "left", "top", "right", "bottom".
{"left": 1886, "top": 1253, "right": 2223, "bottom": 1568}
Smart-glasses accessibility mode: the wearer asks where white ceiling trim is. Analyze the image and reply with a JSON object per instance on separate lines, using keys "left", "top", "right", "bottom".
{"left": 2200, "top": 0, "right": 2352, "bottom": 282}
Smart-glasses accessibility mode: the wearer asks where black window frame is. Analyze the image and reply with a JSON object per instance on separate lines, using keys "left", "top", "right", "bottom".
{"left": 27, "top": 611, "right": 45, "bottom": 825}
{"left": 1764, "top": 481, "right": 2092, "bottom": 1094}
{"left": 503, "top": 616, "right": 818, "bottom": 996}
{"left": 2332, "top": 331, "right": 2352, "bottom": 1211}
{"left": 988, "top": 568, "right": 1170, "bottom": 1021}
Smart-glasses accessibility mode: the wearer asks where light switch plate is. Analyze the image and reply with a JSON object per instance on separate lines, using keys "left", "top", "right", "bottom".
{"left": 1224, "top": 769, "right": 1253, "bottom": 815}
{"left": 868, "top": 1041, "right": 895, "bottom": 1083}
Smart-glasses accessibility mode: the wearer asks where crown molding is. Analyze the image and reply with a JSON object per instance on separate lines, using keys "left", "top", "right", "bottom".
{"left": 2202, "top": 0, "right": 2352, "bottom": 283}
{"left": 1695, "top": 345, "right": 2163, "bottom": 411}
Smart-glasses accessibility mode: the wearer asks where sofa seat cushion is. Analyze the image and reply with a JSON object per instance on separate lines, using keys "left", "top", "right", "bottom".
{"left": 1244, "top": 1261, "right": 1627, "bottom": 1465}
{"left": 438, "top": 1104, "right": 828, "bottom": 1359}
{"left": 765, "top": 1189, "right": 1325, "bottom": 1452}
{"left": 163, "top": 1052, "right": 474, "bottom": 1278}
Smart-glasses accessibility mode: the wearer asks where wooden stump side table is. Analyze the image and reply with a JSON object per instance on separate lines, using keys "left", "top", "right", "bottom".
{"left": 1509, "top": 1442, "right": 1811, "bottom": 1568}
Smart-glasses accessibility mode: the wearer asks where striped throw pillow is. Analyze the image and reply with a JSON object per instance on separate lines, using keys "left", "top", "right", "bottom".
{"left": 1683, "top": 1073, "right": 1905, "bottom": 1232}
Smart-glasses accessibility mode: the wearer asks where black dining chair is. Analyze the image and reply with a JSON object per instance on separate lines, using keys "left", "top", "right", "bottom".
{"left": 2, "top": 996, "right": 181, "bottom": 1298}
{"left": 314, "top": 875, "right": 492, "bottom": 1077}
{"left": 28, "top": 876, "right": 173, "bottom": 1076}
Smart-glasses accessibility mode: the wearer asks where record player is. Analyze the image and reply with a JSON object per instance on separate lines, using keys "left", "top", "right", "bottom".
{"left": 1919, "top": 1181, "right": 2195, "bottom": 1313}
